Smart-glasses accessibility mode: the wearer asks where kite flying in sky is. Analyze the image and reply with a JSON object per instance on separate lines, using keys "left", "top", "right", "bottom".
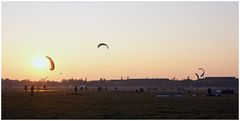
{"left": 97, "top": 43, "right": 109, "bottom": 49}
{"left": 45, "top": 56, "right": 55, "bottom": 71}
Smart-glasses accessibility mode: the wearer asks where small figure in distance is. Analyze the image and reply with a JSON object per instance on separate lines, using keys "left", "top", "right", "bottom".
{"left": 43, "top": 85, "right": 47, "bottom": 90}
{"left": 208, "top": 88, "right": 212, "bottom": 96}
{"left": 4, "top": 86, "right": 7, "bottom": 91}
{"left": 75, "top": 85, "right": 77, "bottom": 95}
{"left": 187, "top": 90, "right": 191, "bottom": 96}
{"left": 139, "top": 88, "right": 144, "bottom": 93}
{"left": 31, "top": 85, "right": 34, "bottom": 96}
{"left": 98, "top": 87, "right": 101, "bottom": 91}
{"left": 230, "top": 89, "right": 235, "bottom": 94}
{"left": 147, "top": 88, "right": 150, "bottom": 93}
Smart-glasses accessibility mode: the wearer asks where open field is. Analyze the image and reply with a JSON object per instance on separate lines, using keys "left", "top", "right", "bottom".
{"left": 2, "top": 88, "right": 238, "bottom": 119}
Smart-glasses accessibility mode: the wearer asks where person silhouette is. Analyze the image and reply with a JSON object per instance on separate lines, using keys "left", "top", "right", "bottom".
{"left": 4, "top": 86, "right": 7, "bottom": 91}
{"left": 208, "top": 88, "right": 212, "bottom": 96}
{"left": 31, "top": 85, "right": 34, "bottom": 96}
{"left": 43, "top": 85, "right": 47, "bottom": 90}
{"left": 75, "top": 85, "right": 77, "bottom": 95}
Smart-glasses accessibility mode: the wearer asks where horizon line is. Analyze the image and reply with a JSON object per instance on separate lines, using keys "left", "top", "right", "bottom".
{"left": 2, "top": 76, "right": 238, "bottom": 82}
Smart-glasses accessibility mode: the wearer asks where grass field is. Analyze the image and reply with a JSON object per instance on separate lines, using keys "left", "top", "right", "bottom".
{"left": 2, "top": 88, "right": 238, "bottom": 119}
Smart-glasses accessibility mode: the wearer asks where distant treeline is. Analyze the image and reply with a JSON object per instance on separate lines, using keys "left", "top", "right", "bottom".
{"left": 1, "top": 77, "right": 238, "bottom": 88}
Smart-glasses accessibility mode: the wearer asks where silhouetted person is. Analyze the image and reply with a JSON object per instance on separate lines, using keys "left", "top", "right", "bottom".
{"left": 98, "top": 87, "right": 102, "bottom": 91}
{"left": 208, "top": 88, "right": 212, "bottom": 95}
{"left": 226, "top": 89, "right": 230, "bottom": 93}
{"left": 75, "top": 85, "right": 77, "bottom": 95}
{"left": 43, "top": 85, "right": 47, "bottom": 90}
{"left": 31, "top": 85, "right": 34, "bottom": 96}
{"left": 24, "top": 85, "right": 28, "bottom": 91}
{"left": 221, "top": 90, "right": 225, "bottom": 94}
{"left": 230, "top": 89, "right": 235, "bottom": 94}
{"left": 147, "top": 88, "right": 150, "bottom": 93}
{"left": 138, "top": 88, "right": 144, "bottom": 93}
{"left": 80, "top": 87, "right": 83, "bottom": 91}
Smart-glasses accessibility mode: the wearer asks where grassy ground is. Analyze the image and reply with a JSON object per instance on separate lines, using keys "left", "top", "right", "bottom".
{"left": 2, "top": 89, "right": 238, "bottom": 119}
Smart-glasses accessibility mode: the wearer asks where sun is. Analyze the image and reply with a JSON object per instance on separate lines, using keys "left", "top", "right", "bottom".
{"left": 32, "top": 57, "right": 48, "bottom": 70}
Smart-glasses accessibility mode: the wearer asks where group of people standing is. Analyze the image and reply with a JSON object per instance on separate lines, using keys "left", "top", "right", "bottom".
{"left": 24, "top": 85, "right": 47, "bottom": 96}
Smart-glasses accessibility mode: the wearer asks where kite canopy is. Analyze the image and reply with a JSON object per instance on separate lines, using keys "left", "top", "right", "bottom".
{"left": 198, "top": 68, "right": 205, "bottom": 77}
{"left": 195, "top": 73, "right": 199, "bottom": 80}
{"left": 45, "top": 56, "right": 55, "bottom": 71}
{"left": 98, "top": 43, "right": 109, "bottom": 49}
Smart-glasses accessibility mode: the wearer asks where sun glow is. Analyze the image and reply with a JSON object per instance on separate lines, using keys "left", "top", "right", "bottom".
{"left": 32, "top": 57, "right": 48, "bottom": 70}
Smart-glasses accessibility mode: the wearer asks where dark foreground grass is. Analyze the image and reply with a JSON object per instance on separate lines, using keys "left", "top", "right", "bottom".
{"left": 2, "top": 89, "right": 238, "bottom": 119}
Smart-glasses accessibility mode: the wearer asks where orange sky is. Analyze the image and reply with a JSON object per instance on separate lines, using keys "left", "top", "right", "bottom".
{"left": 2, "top": 2, "right": 238, "bottom": 81}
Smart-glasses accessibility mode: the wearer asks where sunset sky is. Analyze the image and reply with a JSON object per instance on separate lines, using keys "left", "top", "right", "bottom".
{"left": 2, "top": 2, "right": 238, "bottom": 81}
